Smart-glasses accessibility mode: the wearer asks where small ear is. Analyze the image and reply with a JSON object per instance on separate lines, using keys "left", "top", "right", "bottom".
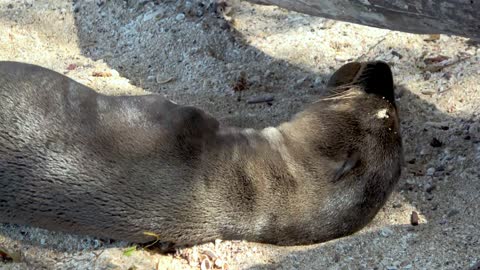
{"left": 356, "top": 61, "right": 395, "bottom": 104}
{"left": 327, "top": 61, "right": 395, "bottom": 104}
{"left": 327, "top": 62, "right": 363, "bottom": 88}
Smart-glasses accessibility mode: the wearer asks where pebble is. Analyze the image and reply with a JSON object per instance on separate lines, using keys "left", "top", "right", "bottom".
{"left": 424, "top": 183, "right": 436, "bottom": 193}
{"left": 421, "top": 89, "right": 435, "bottom": 95}
{"left": 335, "top": 55, "right": 352, "bottom": 62}
{"left": 313, "top": 77, "right": 323, "bottom": 88}
{"left": 380, "top": 227, "right": 393, "bottom": 237}
{"left": 247, "top": 95, "right": 274, "bottom": 104}
{"left": 426, "top": 167, "right": 435, "bottom": 176}
{"left": 176, "top": 13, "right": 186, "bottom": 21}
{"left": 430, "top": 137, "right": 443, "bottom": 147}
{"left": 295, "top": 76, "right": 308, "bottom": 85}
{"left": 143, "top": 9, "right": 165, "bottom": 22}
{"left": 410, "top": 211, "right": 419, "bottom": 226}
{"left": 40, "top": 239, "right": 46, "bottom": 245}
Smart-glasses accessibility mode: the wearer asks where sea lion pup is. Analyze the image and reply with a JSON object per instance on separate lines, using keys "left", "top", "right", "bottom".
{"left": 0, "top": 61, "right": 402, "bottom": 246}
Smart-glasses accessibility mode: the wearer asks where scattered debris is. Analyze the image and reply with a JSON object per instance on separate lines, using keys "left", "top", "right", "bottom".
{"left": 156, "top": 76, "right": 176, "bottom": 84}
{"left": 247, "top": 95, "right": 274, "bottom": 104}
{"left": 410, "top": 211, "right": 419, "bottom": 226}
{"left": 380, "top": 227, "right": 394, "bottom": 237}
{"left": 92, "top": 71, "right": 112, "bottom": 77}
{"left": 424, "top": 34, "right": 441, "bottom": 42}
{"left": 123, "top": 245, "right": 137, "bottom": 257}
{"left": 232, "top": 71, "right": 248, "bottom": 92}
{"left": 430, "top": 137, "right": 444, "bottom": 147}
{"left": 423, "top": 55, "right": 449, "bottom": 65}
{"left": 66, "top": 63, "right": 77, "bottom": 70}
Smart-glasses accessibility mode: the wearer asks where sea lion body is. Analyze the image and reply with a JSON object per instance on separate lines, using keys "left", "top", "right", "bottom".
{"left": 0, "top": 61, "right": 402, "bottom": 246}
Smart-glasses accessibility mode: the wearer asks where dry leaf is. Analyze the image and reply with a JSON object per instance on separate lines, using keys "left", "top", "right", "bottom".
{"left": 92, "top": 71, "right": 112, "bottom": 77}
{"left": 66, "top": 64, "right": 77, "bottom": 71}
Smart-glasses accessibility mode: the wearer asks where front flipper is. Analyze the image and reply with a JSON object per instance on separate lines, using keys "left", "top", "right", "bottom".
{"left": 332, "top": 151, "right": 361, "bottom": 182}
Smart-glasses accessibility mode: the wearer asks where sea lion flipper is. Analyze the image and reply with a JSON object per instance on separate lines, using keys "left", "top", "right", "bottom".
{"left": 332, "top": 151, "right": 361, "bottom": 182}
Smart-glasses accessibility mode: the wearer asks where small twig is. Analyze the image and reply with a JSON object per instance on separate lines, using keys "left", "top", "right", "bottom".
{"left": 93, "top": 249, "right": 106, "bottom": 267}
{"left": 157, "top": 77, "right": 176, "bottom": 84}
{"left": 356, "top": 34, "right": 389, "bottom": 62}
{"left": 422, "top": 56, "right": 472, "bottom": 72}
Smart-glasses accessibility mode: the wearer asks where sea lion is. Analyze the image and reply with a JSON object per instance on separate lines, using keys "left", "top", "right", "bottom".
{"left": 0, "top": 61, "right": 402, "bottom": 246}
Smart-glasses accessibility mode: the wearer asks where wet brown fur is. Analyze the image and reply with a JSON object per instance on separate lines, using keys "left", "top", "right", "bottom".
{"left": 0, "top": 61, "right": 402, "bottom": 246}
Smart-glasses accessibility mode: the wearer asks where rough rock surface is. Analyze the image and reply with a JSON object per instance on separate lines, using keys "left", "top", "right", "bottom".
{"left": 0, "top": 0, "right": 479, "bottom": 269}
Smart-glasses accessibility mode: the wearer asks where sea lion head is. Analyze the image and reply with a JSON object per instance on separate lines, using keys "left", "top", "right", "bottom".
{"left": 284, "top": 61, "right": 402, "bottom": 185}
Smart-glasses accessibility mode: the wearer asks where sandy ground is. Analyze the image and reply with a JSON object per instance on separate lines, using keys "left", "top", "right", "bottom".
{"left": 0, "top": 0, "right": 479, "bottom": 269}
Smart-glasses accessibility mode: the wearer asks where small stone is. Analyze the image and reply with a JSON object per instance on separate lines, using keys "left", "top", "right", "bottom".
{"left": 426, "top": 167, "right": 435, "bottom": 176}
{"left": 423, "top": 72, "right": 431, "bottom": 80}
{"left": 410, "top": 211, "right": 419, "bottom": 226}
{"left": 424, "top": 183, "right": 436, "bottom": 193}
{"left": 40, "top": 239, "right": 46, "bottom": 245}
{"left": 392, "top": 203, "right": 402, "bottom": 208}
{"left": 443, "top": 72, "right": 452, "bottom": 80}
{"left": 335, "top": 55, "right": 351, "bottom": 62}
{"left": 430, "top": 137, "right": 443, "bottom": 147}
{"left": 176, "top": 13, "right": 186, "bottom": 21}
{"left": 421, "top": 89, "right": 435, "bottom": 95}
{"left": 296, "top": 76, "right": 308, "bottom": 85}
{"left": 313, "top": 77, "right": 324, "bottom": 88}
{"left": 143, "top": 9, "right": 165, "bottom": 21}
{"left": 380, "top": 227, "right": 393, "bottom": 237}
{"left": 391, "top": 50, "right": 403, "bottom": 59}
